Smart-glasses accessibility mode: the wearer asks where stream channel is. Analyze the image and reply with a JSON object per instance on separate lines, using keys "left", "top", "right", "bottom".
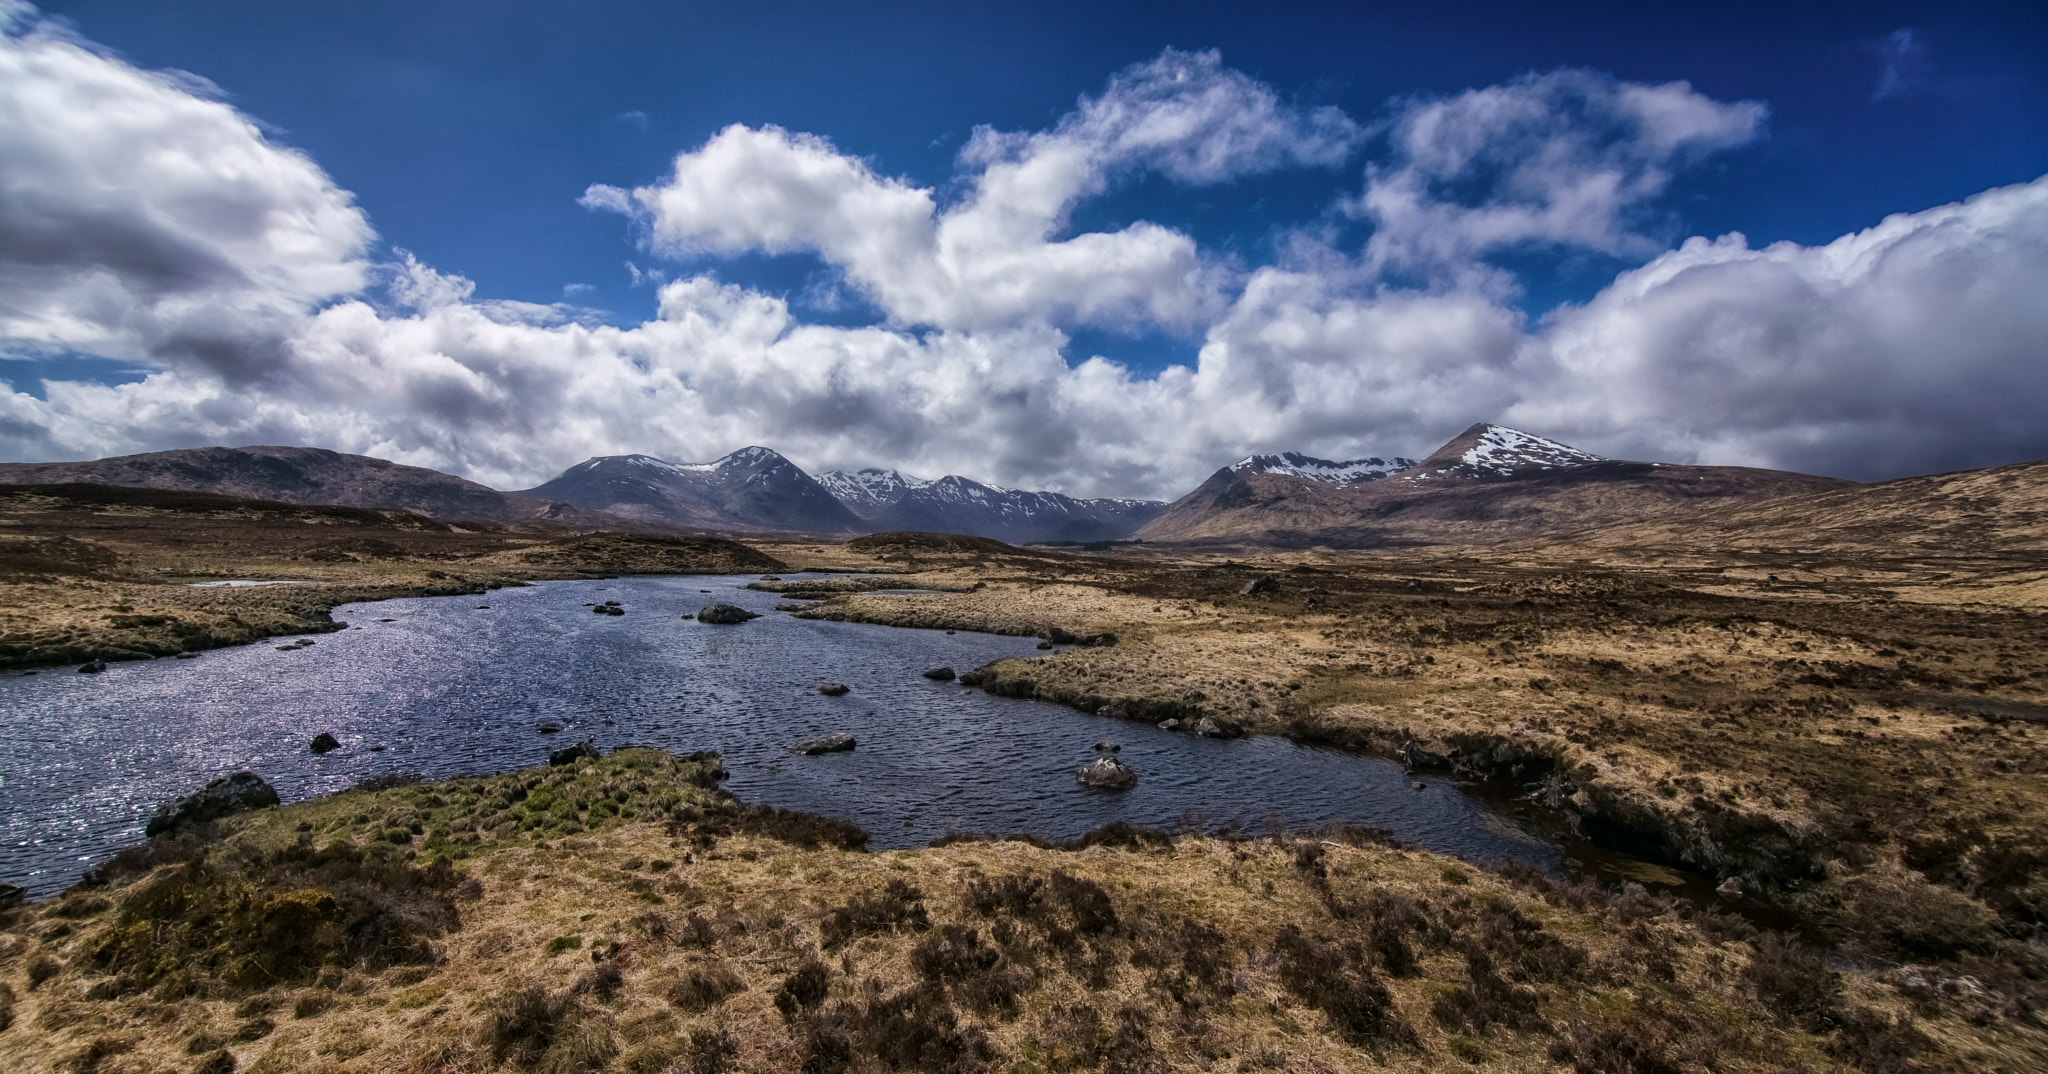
{"left": 0, "top": 574, "right": 1707, "bottom": 900}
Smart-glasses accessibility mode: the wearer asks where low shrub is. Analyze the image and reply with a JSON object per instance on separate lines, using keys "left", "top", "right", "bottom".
{"left": 821, "top": 879, "right": 929, "bottom": 948}
{"left": 668, "top": 965, "right": 745, "bottom": 1011}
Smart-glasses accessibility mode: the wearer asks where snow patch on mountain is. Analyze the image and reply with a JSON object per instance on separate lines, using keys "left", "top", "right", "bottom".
{"left": 1229, "top": 451, "right": 1418, "bottom": 485}
{"left": 816, "top": 468, "right": 934, "bottom": 517}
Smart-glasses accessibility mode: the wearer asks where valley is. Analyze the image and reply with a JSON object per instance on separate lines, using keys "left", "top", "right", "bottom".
{"left": 2, "top": 432, "right": 2046, "bottom": 1072}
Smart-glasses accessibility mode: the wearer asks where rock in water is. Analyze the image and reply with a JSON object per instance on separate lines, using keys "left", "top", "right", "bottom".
{"left": 78, "top": 659, "right": 107, "bottom": 674}
{"left": 550, "top": 739, "right": 602, "bottom": 766}
{"left": 1076, "top": 756, "right": 1137, "bottom": 789}
{"left": 310, "top": 732, "right": 341, "bottom": 753}
{"left": 1240, "top": 575, "right": 1280, "bottom": 596}
{"left": 818, "top": 682, "right": 850, "bottom": 696}
{"left": 537, "top": 721, "right": 564, "bottom": 734}
{"left": 922, "top": 667, "right": 956, "bottom": 681}
{"left": 698, "top": 603, "right": 760, "bottom": 624}
{"left": 793, "top": 733, "right": 857, "bottom": 755}
{"left": 145, "top": 772, "right": 280, "bottom": 837}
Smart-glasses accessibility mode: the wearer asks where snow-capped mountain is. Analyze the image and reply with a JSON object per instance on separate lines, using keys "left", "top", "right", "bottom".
{"left": 813, "top": 468, "right": 933, "bottom": 519}
{"left": 1228, "top": 451, "right": 1418, "bottom": 484}
{"left": 1399, "top": 423, "right": 1607, "bottom": 482}
{"left": 520, "top": 447, "right": 862, "bottom": 533}
{"left": 863, "top": 475, "right": 1166, "bottom": 544}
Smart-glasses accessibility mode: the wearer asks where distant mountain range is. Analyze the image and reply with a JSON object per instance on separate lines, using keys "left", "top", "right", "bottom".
{"left": 18, "top": 423, "right": 1982, "bottom": 549}
{"left": 0, "top": 444, "right": 1167, "bottom": 543}
{"left": 1135, "top": 423, "right": 1855, "bottom": 546}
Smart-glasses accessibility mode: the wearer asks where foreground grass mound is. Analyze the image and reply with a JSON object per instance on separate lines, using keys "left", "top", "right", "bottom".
{"left": 1, "top": 749, "right": 2041, "bottom": 1073}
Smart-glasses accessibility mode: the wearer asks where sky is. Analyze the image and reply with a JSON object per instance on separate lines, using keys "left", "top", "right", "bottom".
{"left": 1, "top": 0, "right": 2045, "bottom": 498}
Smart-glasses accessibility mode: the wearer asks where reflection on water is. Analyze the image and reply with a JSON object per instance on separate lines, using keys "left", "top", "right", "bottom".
{"left": 3, "top": 574, "right": 1651, "bottom": 899}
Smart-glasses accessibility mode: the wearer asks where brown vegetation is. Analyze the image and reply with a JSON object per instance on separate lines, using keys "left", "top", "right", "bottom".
{"left": 7, "top": 748, "right": 2035, "bottom": 1073}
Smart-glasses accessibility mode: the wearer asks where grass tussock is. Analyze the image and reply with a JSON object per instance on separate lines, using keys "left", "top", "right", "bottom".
{"left": 1, "top": 748, "right": 2041, "bottom": 1073}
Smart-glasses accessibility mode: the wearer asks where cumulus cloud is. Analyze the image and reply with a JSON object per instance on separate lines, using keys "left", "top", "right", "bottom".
{"left": 1, "top": 12, "right": 2044, "bottom": 498}
{"left": 1354, "top": 69, "right": 1766, "bottom": 285}
{"left": 583, "top": 49, "right": 1359, "bottom": 334}
{"left": 0, "top": 8, "right": 371, "bottom": 377}
{"left": 1514, "top": 175, "right": 2048, "bottom": 479}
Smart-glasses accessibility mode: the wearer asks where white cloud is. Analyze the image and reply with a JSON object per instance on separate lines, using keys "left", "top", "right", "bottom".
{"left": 0, "top": 7, "right": 371, "bottom": 377}
{"left": 1, "top": 14, "right": 2043, "bottom": 500}
{"left": 583, "top": 49, "right": 1359, "bottom": 335}
{"left": 1354, "top": 69, "right": 1765, "bottom": 286}
{"left": 1513, "top": 174, "right": 2048, "bottom": 479}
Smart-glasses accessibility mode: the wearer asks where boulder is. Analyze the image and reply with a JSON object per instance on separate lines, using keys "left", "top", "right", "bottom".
{"left": 0, "top": 883, "right": 23, "bottom": 910}
{"left": 145, "top": 771, "right": 280, "bottom": 837}
{"left": 1079, "top": 633, "right": 1118, "bottom": 648}
{"left": 1093, "top": 739, "right": 1119, "bottom": 753}
{"left": 550, "top": 739, "right": 601, "bottom": 766}
{"left": 793, "top": 733, "right": 856, "bottom": 755}
{"left": 1240, "top": 575, "right": 1280, "bottom": 596}
{"left": 537, "top": 721, "right": 564, "bottom": 734}
{"left": 77, "top": 659, "right": 107, "bottom": 674}
{"left": 309, "top": 732, "right": 341, "bottom": 754}
{"left": 1157, "top": 718, "right": 1181, "bottom": 731}
{"left": 1194, "top": 717, "right": 1225, "bottom": 738}
{"left": 698, "top": 603, "right": 760, "bottom": 624}
{"left": 922, "top": 667, "right": 956, "bottom": 681}
{"left": 1046, "top": 627, "right": 1079, "bottom": 645}
{"left": 1076, "top": 756, "right": 1137, "bottom": 789}
{"left": 1036, "top": 641, "right": 1053, "bottom": 650}
{"left": 818, "top": 682, "right": 850, "bottom": 696}
{"left": 1716, "top": 876, "right": 1745, "bottom": 899}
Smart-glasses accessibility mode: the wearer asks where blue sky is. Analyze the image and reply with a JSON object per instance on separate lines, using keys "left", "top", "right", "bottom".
{"left": 3, "top": 1, "right": 2046, "bottom": 494}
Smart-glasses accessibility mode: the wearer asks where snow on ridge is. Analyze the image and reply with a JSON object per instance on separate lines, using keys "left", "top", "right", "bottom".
{"left": 1230, "top": 451, "right": 1418, "bottom": 484}
{"left": 1457, "top": 426, "right": 1604, "bottom": 475}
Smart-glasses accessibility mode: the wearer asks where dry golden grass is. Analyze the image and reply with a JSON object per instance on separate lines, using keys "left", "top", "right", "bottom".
{"left": 6, "top": 748, "right": 2028, "bottom": 1074}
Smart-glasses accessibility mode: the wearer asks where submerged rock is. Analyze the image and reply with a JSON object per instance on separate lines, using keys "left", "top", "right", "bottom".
{"left": 818, "top": 682, "right": 850, "bottom": 696}
{"left": 793, "top": 733, "right": 857, "bottom": 755}
{"left": 310, "top": 732, "right": 341, "bottom": 754}
{"left": 549, "top": 739, "right": 601, "bottom": 766}
{"left": 537, "top": 721, "right": 564, "bottom": 734}
{"left": 145, "top": 771, "right": 280, "bottom": 837}
{"left": 697, "top": 603, "right": 760, "bottom": 624}
{"left": 922, "top": 667, "right": 956, "bottom": 681}
{"left": 1076, "top": 756, "right": 1137, "bottom": 789}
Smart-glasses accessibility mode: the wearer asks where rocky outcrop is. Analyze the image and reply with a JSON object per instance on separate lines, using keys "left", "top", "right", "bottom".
{"left": 310, "top": 732, "right": 341, "bottom": 753}
{"left": 697, "top": 603, "right": 760, "bottom": 624}
{"left": 145, "top": 772, "right": 280, "bottom": 837}
{"left": 792, "top": 733, "right": 856, "bottom": 755}
{"left": 549, "top": 739, "right": 601, "bottom": 766}
{"left": 922, "top": 667, "right": 956, "bottom": 681}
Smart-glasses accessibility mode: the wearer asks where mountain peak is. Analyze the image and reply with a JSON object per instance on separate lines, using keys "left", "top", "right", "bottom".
{"left": 1406, "top": 423, "right": 1606, "bottom": 481}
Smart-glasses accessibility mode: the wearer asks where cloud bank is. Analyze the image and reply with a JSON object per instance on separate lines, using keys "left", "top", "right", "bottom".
{"left": 2, "top": 9, "right": 2045, "bottom": 499}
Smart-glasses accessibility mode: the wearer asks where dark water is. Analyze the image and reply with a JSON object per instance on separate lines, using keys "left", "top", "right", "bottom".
{"left": 4, "top": 574, "right": 1615, "bottom": 898}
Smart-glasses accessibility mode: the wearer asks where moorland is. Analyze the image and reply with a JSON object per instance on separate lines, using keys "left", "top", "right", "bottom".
{"left": 1, "top": 466, "right": 2046, "bottom": 1073}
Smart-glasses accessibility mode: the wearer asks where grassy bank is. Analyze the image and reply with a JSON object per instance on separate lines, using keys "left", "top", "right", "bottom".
{"left": 8, "top": 748, "right": 2033, "bottom": 1073}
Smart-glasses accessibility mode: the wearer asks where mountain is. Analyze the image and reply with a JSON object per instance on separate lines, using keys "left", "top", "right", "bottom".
{"left": 1228, "top": 451, "right": 1418, "bottom": 484}
{"left": 1400, "top": 423, "right": 1606, "bottom": 482}
{"left": 814, "top": 468, "right": 933, "bottom": 518}
{"left": 862, "top": 475, "right": 1166, "bottom": 544}
{"left": 0, "top": 446, "right": 543, "bottom": 523}
{"left": 1136, "top": 424, "right": 1854, "bottom": 547}
{"left": 520, "top": 447, "right": 863, "bottom": 534}
{"left": 1561, "top": 457, "right": 2048, "bottom": 559}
